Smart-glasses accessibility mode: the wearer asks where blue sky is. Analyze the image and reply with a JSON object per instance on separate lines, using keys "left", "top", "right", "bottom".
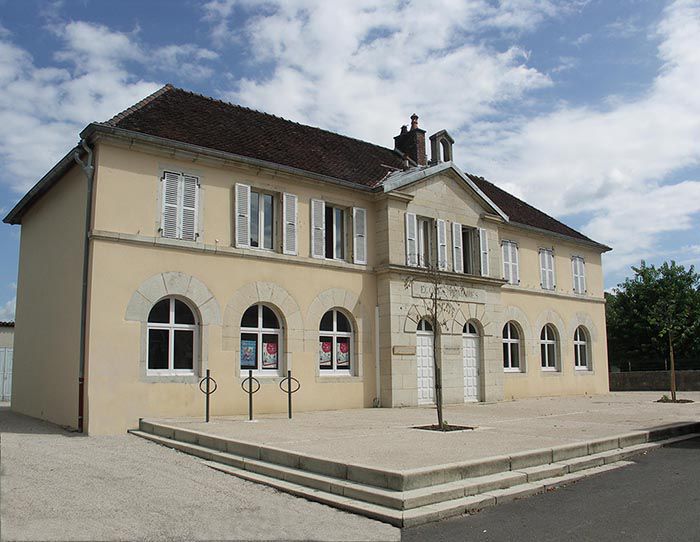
{"left": 1, "top": 0, "right": 700, "bottom": 320}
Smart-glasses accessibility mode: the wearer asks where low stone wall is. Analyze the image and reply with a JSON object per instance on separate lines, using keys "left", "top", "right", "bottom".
{"left": 609, "top": 370, "right": 700, "bottom": 391}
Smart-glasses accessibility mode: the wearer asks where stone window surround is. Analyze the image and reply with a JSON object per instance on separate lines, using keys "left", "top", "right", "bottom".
{"left": 126, "top": 272, "right": 222, "bottom": 383}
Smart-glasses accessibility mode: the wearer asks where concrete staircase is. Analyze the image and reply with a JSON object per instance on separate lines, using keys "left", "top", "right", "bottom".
{"left": 130, "top": 420, "right": 700, "bottom": 527}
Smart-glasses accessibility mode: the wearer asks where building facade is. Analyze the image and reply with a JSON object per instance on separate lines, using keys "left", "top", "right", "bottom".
{"left": 5, "top": 86, "right": 611, "bottom": 434}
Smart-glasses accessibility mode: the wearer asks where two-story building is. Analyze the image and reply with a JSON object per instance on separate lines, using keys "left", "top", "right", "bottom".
{"left": 4, "top": 85, "right": 611, "bottom": 434}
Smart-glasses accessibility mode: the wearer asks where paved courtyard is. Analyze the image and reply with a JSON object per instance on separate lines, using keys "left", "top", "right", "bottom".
{"left": 149, "top": 392, "right": 700, "bottom": 470}
{"left": 0, "top": 405, "right": 399, "bottom": 541}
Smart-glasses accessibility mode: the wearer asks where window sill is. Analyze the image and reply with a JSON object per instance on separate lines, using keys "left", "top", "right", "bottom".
{"left": 316, "top": 374, "right": 361, "bottom": 383}
{"left": 575, "top": 368, "right": 594, "bottom": 374}
{"left": 541, "top": 369, "right": 562, "bottom": 375}
{"left": 142, "top": 373, "right": 199, "bottom": 384}
{"left": 503, "top": 368, "right": 525, "bottom": 374}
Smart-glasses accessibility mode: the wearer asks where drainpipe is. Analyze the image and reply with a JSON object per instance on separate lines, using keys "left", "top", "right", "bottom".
{"left": 74, "top": 140, "right": 94, "bottom": 433}
{"left": 374, "top": 305, "right": 381, "bottom": 407}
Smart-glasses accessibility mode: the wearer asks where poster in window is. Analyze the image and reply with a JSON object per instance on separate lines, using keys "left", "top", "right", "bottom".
{"left": 337, "top": 338, "right": 350, "bottom": 368}
{"left": 319, "top": 338, "right": 332, "bottom": 368}
{"left": 240, "top": 339, "right": 257, "bottom": 369}
{"left": 262, "top": 338, "right": 278, "bottom": 369}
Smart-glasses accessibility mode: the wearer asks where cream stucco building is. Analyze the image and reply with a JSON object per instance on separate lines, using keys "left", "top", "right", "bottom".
{"left": 5, "top": 86, "right": 611, "bottom": 434}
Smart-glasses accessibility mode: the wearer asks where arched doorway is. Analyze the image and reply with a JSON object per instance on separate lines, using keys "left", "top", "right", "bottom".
{"left": 463, "top": 321, "right": 481, "bottom": 402}
{"left": 416, "top": 319, "right": 434, "bottom": 405}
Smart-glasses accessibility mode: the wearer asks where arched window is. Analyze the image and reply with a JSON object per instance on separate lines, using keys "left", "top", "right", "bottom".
{"left": 540, "top": 324, "right": 558, "bottom": 371}
{"left": 574, "top": 326, "right": 590, "bottom": 370}
{"left": 417, "top": 319, "right": 433, "bottom": 332}
{"left": 319, "top": 309, "right": 353, "bottom": 373}
{"left": 147, "top": 297, "right": 197, "bottom": 375}
{"left": 240, "top": 304, "right": 282, "bottom": 374}
{"left": 463, "top": 321, "right": 478, "bottom": 335}
{"left": 502, "top": 322, "right": 521, "bottom": 371}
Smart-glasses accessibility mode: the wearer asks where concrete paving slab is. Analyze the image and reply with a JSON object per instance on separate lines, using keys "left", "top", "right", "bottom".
{"left": 148, "top": 392, "right": 700, "bottom": 471}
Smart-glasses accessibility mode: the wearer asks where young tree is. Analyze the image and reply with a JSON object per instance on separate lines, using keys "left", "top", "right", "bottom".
{"left": 404, "top": 264, "right": 469, "bottom": 430}
{"left": 607, "top": 261, "right": 700, "bottom": 399}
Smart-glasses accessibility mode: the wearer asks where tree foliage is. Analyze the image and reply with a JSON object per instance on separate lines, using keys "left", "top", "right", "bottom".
{"left": 606, "top": 261, "right": 700, "bottom": 371}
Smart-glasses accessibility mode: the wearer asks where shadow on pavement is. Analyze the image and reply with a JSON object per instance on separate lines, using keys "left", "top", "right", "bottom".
{"left": 0, "top": 406, "right": 85, "bottom": 437}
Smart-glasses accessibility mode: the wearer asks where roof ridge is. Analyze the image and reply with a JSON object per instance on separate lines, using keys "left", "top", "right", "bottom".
{"left": 166, "top": 85, "right": 402, "bottom": 156}
{"left": 104, "top": 83, "right": 174, "bottom": 126}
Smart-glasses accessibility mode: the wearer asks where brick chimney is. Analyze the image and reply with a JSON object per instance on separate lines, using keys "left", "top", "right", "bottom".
{"left": 394, "top": 114, "right": 426, "bottom": 166}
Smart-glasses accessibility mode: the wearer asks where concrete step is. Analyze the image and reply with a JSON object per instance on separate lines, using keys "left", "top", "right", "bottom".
{"left": 204, "top": 458, "right": 636, "bottom": 527}
{"left": 129, "top": 428, "right": 699, "bottom": 523}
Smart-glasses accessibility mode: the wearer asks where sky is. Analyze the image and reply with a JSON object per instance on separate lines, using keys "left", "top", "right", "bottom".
{"left": 1, "top": 0, "right": 699, "bottom": 320}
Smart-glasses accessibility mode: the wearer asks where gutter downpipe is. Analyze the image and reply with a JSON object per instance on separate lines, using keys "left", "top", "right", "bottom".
{"left": 74, "top": 140, "right": 94, "bottom": 433}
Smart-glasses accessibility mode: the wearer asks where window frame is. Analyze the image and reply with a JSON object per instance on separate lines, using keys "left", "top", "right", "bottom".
{"left": 417, "top": 216, "right": 433, "bottom": 268}
{"left": 319, "top": 309, "right": 354, "bottom": 375}
{"left": 539, "top": 248, "right": 556, "bottom": 290}
{"left": 540, "top": 324, "right": 559, "bottom": 371}
{"left": 160, "top": 170, "right": 200, "bottom": 241}
{"left": 240, "top": 304, "right": 284, "bottom": 376}
{"left": 572, "top": 255, "right": 586, "bottom": 294}
{"left": 249, "top": 189, "right": 276, "bottom": 251}
{"left": 502, "top": 240, "right": 519, "bottom": 285}
{"left": 146, "top": 297, "right": 198, "bottom": 376}
{"left": 502, "top": 322, "right": 523, "bottom": 372}
{"left": 324, "top": 204, "right": 347, "bottom": 260}
{"left": 574, "top": 326, "right": 591, "bottom": 370}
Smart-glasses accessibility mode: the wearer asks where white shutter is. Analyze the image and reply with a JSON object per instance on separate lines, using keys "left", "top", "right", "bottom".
{"left": 511, "top": 242, "right": 519, "bottom": 284}
{"left": 311, "top": 199, "right": 325, "bottom": 259}
{"left": 541, "top": 249, "right": 555, "bottom": 289}
{"left": 353, "top": 207, "right": 367, "bottom": 265}
{"left": 579, "top": 258, "right": 586, "bottom": 292}
{"left": 452, "top": 222, "right": 463, "bottom": 273}
{"left": 181, "top": 175, "right": 199, "bottom": 241}
{"left": 539, "top": 250, "right": 547, "bottom": 288}
{"left": 161, "top": 172, "right": 180, "bottom": 238}
{"left": 405, "top": 212, "right": 417, "bottom": 266}
{"left": 572, "top": 258, "right": 578, "bottom": 292}
{"left": 436, "top": 219, "right": 447, "bottom": 270}
{"left": 572, "top": 257, "right": 586, "bottom": 293}
{"left": 502, "top": 242, "right": 512, "bottom": 283}
{"left": 549, "top": 251, "right": 556, "bottom": 289}
{"left": 479, "top": 228, "right": 489, "bottom": 277}
{"left": 235, "top": 183, "right": 251, "bottom": 248}
{"left": 282, "top": 193, "right": 298, "bottom": 255}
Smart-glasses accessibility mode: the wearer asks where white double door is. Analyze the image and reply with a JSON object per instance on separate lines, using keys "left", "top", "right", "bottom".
{"left": 463, "top": 334, "right": 480, "bottom": 402}
{"left": 0, "top": 348, "right": 12, "bottom": 402}
{"left": 416, "top": 331, "right": 435, "bottom": 405}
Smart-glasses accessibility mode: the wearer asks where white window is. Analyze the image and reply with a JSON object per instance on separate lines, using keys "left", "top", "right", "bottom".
{"left": 572, "top": 256, "right": 586, "bottom": 294}
{"left": 240, "top": 304, "right": 282, "bottom": 375}
{"left": 502, "top": 241, "right": 520, "bottom": 285}
{"left": 539, "top": 248, "right": 556, "bottom": 290}
{"left": 540, "top": 324, "right": 558, "bottom": 371}
{"left": 235, "top": 184, "right": 285, "bottom": 251}
{"left": 147, "top": 297, "right": 197, "bottom": 375}
{"left": 325, "top": 205, "right": 345, "bottom": 259}
{"left": 436, "top": 219, "right": 448, "bottom": 270}
{"left": 574, "top": 326, "right": 590, "bottom": 370}
{"left": 406, "top": 212, "right": 418, "bottom": 266}
{"left": 282, "top": 193, "right": 298, "bottom": 255}
{"left": 319, "top": 309, "right": 353, "bottom": 374}
{"left": 502, "top": 322, "right": 522, "bottom": 371}
{"left": 479, "top": 228, "right": 489, "bottom": 277}
{"left": 161, "top": 171, "right": 199, "bottom": 241}
{"left": 417, "top": 216, "right": 433, "bottom": 267}
{"left": 311, "top": 201, "right": 365, "bottom": 262}
{"left": 453, "top": 225, "right": 481, "bottom": 275}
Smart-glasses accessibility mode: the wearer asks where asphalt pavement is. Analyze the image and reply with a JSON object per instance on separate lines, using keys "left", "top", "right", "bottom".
{"left": 402, "top": 437, "right": 700, "bottom": 542}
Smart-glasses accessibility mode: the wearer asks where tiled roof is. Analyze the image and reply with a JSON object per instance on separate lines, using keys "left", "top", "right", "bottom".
{"left": 467, "top": 175, "right": 603, "bottom": 246}
{"left": 105, "top": 85, "right": 406, "bottom": 188}
{"left": 0, "top": 321, "right": 14, "bottom": 327}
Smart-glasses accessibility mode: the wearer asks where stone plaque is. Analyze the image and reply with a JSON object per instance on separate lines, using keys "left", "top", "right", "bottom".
{"left": 411, "top": 281, "right": 486, "bottom": 304}
{"left": 393, "top": 345, "right": 416, "bottom": 356}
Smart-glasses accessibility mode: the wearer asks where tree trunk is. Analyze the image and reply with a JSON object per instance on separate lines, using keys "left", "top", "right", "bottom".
{"left": 669, "top": 332, "right": 677, "bottom": 402}
{"left": 432, "top": 292, "right": 444, "bottom": 429}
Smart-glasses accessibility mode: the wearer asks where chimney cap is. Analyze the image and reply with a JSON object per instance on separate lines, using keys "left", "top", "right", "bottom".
{"left": 410, "top": 114, "right": 419, "bottom": 130}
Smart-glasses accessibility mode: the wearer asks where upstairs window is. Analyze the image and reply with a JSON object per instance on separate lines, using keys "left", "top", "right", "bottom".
{"left": 539, "top": 248, "right": 556, "bottom": 290}
{"left": 452, "top": 224, "right": 489, "bottom": 276}
{"left": 235, "top": 184, "right": 297, "bottom": 255}
{"left": 572, "top": 256, "right": 586, "bottom": 294}
{"left": 405, "top": 213, "right": 437, "bottom": 268}
{"left": 240, "top": 304, "right": 282, "bottom": 375}
{"left": 311, "top": 200, "right": 366, "bottom": 264}
{"left": 147, "top": 297, "right": 197, "bottom": 375}
{"left": 417, "top": 216, "right": 433, "bottom": 267}
{"left": 319, "top": 309, "right": 353, "bottom": 374}
{"left": 540, "top": 324, "right": 559, "bottom": 371}
{"left": 161, "top": 171, "right": 199, "bottom": 241}
{"left": 502, "top": 241, "right": 519, "bottom": 285}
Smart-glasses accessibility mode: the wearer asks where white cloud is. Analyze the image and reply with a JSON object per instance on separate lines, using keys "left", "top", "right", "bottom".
{"left": 0, "top": 20, "right": 218, "bottom": 192}
{"left": 206, "top": 0, "right": 559, "bottom": 146}
{"left": 0, "top": 297, "right": 15, "bottom": 321}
